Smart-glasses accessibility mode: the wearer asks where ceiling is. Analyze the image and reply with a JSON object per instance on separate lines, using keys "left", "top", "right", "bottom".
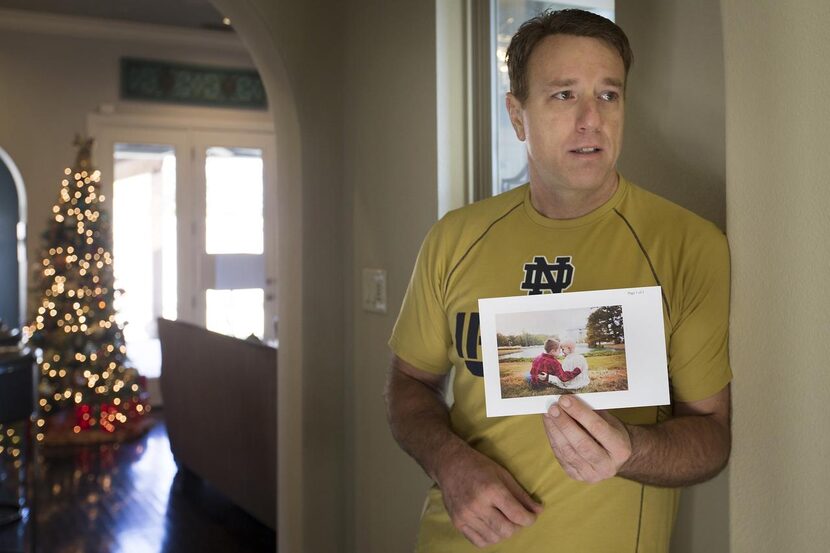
{"left": 0, "top": 0, "right": 232, "bottom": 31}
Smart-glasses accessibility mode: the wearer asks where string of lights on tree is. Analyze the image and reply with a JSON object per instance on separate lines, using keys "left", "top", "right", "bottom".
{"left": 25, "top": 136, "right": 149, "bottom": 442}
{"left": 0, "top": 323, "right": 25, "bottom": 467}
{"left": 0, "top": 423, "right": 24, "bottom": 473}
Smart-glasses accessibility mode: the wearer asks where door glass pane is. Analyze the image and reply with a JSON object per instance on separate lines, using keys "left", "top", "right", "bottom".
{"left": 206, "top": 288, "right": 264, "bottom": 339}
{"left": 493, "top": 0, "right": 615, "bottom": 196}
{"left": 113, "top": 144, "right": 177, "bottom": 378}
{"left": 205, "top": 147, "right": 263, "bottom": 254}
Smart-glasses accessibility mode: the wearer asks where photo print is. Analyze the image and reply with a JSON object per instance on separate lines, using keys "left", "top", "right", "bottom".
{"left": 494, "top": 305, "right": 628, "bottom": 399}
{"left": 479, "top": 286, "right": 669, "bottom": 416}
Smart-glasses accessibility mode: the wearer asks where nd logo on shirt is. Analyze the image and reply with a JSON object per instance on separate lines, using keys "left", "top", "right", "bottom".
{"left": 456, "top": 256, "right": 575, "bottom": 377}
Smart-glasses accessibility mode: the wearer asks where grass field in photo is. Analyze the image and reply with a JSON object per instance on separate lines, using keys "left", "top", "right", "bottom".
{"left": 499, "top": 351, "right": 628, "bottom": 399}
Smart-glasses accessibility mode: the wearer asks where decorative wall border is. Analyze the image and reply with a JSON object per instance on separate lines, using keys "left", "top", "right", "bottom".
{"left": 120, "top": 58, "right": 267, "bottom": 109}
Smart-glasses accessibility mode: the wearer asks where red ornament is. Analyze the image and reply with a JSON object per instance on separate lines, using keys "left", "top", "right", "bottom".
{"left": 75, "top": 403, "right": 93, "bottom": 430}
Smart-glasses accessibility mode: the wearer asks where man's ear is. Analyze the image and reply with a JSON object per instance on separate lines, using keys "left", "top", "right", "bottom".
{"left": 506, "top": 93, "right": 526, "bottom": 141}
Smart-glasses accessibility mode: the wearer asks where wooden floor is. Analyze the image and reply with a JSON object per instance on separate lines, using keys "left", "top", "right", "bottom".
{"left": 0, "top": 416, "right": 275, "bottom": 553}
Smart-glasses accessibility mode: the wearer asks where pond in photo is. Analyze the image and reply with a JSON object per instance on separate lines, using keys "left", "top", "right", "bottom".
{"left": 498, "top": 342, "right": 591, "bottom": 359}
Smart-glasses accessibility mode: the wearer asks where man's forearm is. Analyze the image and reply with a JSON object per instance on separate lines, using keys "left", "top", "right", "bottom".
{"left": 620, "top": 413, "right": 731, "bottom": 487}
{"left": 385, "top": 358, "right": 544, "bottom": 547}
{"left": 384, "top": 364, "right": 468, "bottom": 482}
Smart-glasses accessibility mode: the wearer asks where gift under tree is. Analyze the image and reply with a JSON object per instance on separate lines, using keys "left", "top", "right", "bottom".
{"left": 27, "top": 136, "right": 149, "bottom": 444}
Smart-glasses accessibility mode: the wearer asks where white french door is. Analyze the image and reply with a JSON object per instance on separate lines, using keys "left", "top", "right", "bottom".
{"left": 191, "top": 131, "right": 277, "bottom": 342}
{"left": 93, "top": 120, "right": 277, "bottom": 380}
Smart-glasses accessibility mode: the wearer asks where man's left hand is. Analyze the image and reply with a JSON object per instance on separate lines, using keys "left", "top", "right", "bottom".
{"left": 542, "top": 396, "right": 632, "bottom": 483}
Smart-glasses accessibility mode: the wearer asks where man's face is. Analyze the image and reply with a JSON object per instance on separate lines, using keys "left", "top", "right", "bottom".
{"left": 507, "top": 34, "right": 625, "bottom": 198}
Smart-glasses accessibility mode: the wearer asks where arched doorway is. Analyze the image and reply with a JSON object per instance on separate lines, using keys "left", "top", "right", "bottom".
{"left": 0, "top": 147, "right": 26, "bottom": 329}
{"left": 204, "top": 3, "right": 305, "bottom": 552}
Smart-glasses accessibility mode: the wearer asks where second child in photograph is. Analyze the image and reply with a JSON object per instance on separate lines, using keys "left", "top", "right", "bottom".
{"left": 555, "top": 339, "right": 590, "bottom": 390}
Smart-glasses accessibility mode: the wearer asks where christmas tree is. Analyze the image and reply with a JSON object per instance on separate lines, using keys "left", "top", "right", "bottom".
{"left": 27, "top": 136, "right": 149, "bottom": 444}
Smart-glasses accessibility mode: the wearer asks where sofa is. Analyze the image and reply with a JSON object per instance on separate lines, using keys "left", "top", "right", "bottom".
{"left": 158, "top": 318, "right": 276, "bottom": 529}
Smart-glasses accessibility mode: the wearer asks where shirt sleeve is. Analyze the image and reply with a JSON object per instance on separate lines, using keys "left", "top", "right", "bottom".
{"left": 388, "top": 222, "right": 453, "bottom": 375}
{"left": 530, "top": 357, "right": 541, "bottom": 384}
{"left": 668, "top": 231, "right": 733, "bottom": 402}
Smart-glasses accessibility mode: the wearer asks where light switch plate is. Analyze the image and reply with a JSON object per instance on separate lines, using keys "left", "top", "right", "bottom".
{"left": 362, "top": 268, "right": 387, "bottom": 314}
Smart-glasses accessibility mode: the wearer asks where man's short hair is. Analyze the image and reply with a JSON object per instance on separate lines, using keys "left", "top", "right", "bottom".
{"left": 506, "top": 9, "right": 633, "bottom": 103}
{"left": 544, "top": 338, "right": 560, "bottom": 353}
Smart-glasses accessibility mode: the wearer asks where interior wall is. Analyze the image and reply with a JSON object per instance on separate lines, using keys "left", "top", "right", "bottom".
{"left": 345, "top": 1, "right": 439, "bottom": 552}
{"left": 617, "top": 0, "right": 726, "bottom": 230}
{"left": 615, "top": 2, "right": 730, "bottom": 552}
{"left": 722, "top": 2, "right": 830, "bottom": 552}
{"left": 231, "top": 2, "right": 441, "bottom": 551}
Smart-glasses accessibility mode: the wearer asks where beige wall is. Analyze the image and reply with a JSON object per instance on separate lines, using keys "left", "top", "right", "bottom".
{"left": 723, "top": 2, "right": 830, "bottom": 552}
{"left": 616, "top": 2, "right": 730, "bottom": 552}
{"left": 345, "top": 1, "right": 439, "bottom": 551}
{"left": 617, "top": 0, "right": 726, "bottom": 230}
{"left": 229, "top": 1, "right": 437, "bottom": 550}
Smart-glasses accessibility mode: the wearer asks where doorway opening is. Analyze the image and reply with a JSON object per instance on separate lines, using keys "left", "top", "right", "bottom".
{"left": 0, "top": 147, "right": 26, "bottom": 329}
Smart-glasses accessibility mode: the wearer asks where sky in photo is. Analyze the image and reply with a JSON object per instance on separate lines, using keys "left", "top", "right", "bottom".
{"left": 495, "top": 306, "right": 598, "bottom": 336}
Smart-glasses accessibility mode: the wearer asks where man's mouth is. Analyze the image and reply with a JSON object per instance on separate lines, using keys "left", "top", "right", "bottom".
{"left": 570, "top": 147, "right": 601, "bottom": 154}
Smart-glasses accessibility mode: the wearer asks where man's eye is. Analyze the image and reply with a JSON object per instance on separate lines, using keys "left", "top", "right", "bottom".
{"left": 599, "top": 91, "right": 620, "bottom": 101}
{"left": 552, "top": 91, "right": 573, "bottom": 100}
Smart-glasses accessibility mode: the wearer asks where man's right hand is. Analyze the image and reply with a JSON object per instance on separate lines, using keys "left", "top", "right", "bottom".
{"left": 385, "top": 355, "right": 542, "bottom": 547}
{"left": 435, "top": 441, "right": 543, "bottom": 548}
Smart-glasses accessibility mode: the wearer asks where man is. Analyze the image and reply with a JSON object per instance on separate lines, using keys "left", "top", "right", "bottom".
{"left": 386, "top": 9, "right": 731, "bottom": 552}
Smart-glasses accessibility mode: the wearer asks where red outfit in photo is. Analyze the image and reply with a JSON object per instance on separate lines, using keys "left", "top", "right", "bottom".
{"left": 530, "top": 352, "right": 581, "bottom": 387}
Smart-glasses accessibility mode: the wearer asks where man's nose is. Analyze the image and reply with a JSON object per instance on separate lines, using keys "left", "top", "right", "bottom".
{"left": 576, "top": 97, "right": 601, "bottom": 132}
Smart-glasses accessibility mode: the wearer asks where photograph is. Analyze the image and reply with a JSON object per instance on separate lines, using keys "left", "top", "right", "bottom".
{"left": 479, "top": 286, "right": 669, "bottom": 416}
{"left": 495, "top": 305, "right": 628, "bottom": 399}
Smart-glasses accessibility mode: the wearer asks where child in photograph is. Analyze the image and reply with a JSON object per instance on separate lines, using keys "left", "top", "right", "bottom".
{"left": 550, "top": 339, "right": 590, "bottom": 390}
{"left": 527, "top": 338, "right": 581, "bottom": 389}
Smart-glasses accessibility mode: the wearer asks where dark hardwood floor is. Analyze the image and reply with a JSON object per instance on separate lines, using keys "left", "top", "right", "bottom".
{"left": 0, "top": 416, "right": 275, "bottom": 553}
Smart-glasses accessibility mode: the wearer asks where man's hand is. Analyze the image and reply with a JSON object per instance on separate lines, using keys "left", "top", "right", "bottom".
{"left": 435, "top": 442, "right": 543, "bottom": 548}
{"left": 542, "top": 386, "right": 731, "bottom": 487}
{"left": 542, "top": 395, "right": 632, "bottom": 483}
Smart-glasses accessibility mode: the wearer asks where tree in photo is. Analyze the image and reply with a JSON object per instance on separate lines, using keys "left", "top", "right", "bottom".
{"left": 586, "top": 305, "right": 624, "bottom": 348}
{"left": 27, "top": 136, "right": 150, "bottom": 444}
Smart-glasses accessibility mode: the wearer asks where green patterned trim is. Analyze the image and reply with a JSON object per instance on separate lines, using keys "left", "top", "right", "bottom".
{"left": 120, "top": 58, "right": 267, "bottom": 109}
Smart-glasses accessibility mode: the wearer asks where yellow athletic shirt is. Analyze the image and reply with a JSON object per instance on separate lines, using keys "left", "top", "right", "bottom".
{"left": 389, "top": 176, "right": 732, "bottom": 553}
